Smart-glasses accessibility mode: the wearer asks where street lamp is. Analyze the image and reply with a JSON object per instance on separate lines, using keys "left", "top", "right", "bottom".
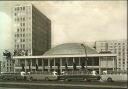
{"left": 81, "top": 44, "right": 88, "bottom": 71}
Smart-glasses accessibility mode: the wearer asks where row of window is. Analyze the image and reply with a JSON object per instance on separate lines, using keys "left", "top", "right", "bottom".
{"left": 17, "top": 58, "right": 99, "bottom": 67}
{"left": 15, "top": 6, "right": 25, "bottom": 11}
{"left": 15, "top": 17, "right": 26, "bottom": 21}
{"left": 17, "top": 28, "right": 31, "bottom": 32}
{"left": 15, "top": 33, "right": 25, "bottom": 37}
{"left": 15, "top": 38, "right": 31, "bottom": 43}
{"left": 118, "top": 61, "right": 126, "bottom": 65}
{"left": 17, "top": 28, "right": 25, "bottom": 32}
{"left": 110, "top": 42, "right": 126, "bottom": 45}
{"left": 15, "top": 33, "right": 31, "bottom": 38}
{"left": 15, "top": 44, "right": 25, "bottom": 49}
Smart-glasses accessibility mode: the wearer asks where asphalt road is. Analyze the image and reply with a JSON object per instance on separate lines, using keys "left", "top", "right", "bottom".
{"left": 0, "top": 80, "right": 127, "bottom": 89}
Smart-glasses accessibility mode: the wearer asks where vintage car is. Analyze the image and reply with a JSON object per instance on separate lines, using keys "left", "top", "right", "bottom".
{"left": 101, "top": 70, "right": 127, "bottom": 82}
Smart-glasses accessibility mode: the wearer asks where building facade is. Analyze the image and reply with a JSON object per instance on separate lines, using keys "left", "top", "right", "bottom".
{"left": 95, "top": 39, "right": 127, "bottom": 71}
{"left": 13, "top": 4, "right": 51, "bottom": 56}
{"left": 0, "top": 61, "right": 2, "bottom": 73}
{"left": 1, "top": 57, "right": 15, "bottom": 73}
{"left": 13, "top": 43, "right": 117, "bottom": 74}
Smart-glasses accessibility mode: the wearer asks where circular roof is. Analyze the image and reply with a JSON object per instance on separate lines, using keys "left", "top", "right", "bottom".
{"left": 43, "top": 43, "right": 98, "bottom": 56}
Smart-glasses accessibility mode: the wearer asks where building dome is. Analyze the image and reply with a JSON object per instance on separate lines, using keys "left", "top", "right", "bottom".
{"left": 43, "top": 43, "right": 98, "bottom": 56}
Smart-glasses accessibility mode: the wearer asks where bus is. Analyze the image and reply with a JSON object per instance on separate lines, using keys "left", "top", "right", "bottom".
{"left": 58, "top": 70, "right": 101, "bottom": 81}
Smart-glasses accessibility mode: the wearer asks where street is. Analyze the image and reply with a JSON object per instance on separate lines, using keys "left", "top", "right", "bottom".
{"left": 0, "top": 80, "right": 127, "bottom": 89}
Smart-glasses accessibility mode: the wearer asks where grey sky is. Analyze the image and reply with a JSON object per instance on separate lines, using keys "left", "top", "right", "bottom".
{"left": 0, "top": 1, "right": 127, "bottom": 50}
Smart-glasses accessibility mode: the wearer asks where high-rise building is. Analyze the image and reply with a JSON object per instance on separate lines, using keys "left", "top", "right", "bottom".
{"left": 95, "top": 39, "right": 127, "bottom": 71}
{"left": 13, "top": 4, "right": 51, "bottom": 56}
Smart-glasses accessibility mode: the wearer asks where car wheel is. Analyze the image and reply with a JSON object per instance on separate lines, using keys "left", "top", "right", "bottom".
{"left": 29, "top": 77, "right": 33, "bottom": 81}
{"left": 107, "top": 78, "right": 113, "bottom": 82}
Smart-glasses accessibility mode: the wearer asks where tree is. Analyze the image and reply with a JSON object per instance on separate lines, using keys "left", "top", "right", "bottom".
{"left": 3, "top": 50, "right": 11, "bottom": 59}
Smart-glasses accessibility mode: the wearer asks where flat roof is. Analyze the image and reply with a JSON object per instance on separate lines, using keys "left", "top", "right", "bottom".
{"left": 13, "top": 54, "right": 116, "bottom": 59}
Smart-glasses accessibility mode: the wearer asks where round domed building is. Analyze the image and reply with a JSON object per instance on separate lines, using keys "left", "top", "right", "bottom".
{"left": 14, "top": 43, "right": 117, "bottom": 74}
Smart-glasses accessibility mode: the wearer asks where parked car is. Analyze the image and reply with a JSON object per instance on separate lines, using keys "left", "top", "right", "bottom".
{"left": 0, "top": 72, "right": 28, "bottom": 80}
{"left": 27, "top": 71, "right": 58, "bottom": 81}
{"left": 101, "top": 70, "right": 127, "bottom": 82}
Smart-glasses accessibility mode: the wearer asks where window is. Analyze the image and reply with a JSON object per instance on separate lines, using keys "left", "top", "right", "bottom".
{"left": 17, "top": 29, "right": 19, "bottom": 32}
{"left": 74, "top": 58, "right": 79, "bottom": 66}
{"left": 50, "top": 59, "right": 54, "bottom": 66}
{"left": 93, "top": 57, "right": 99, "bottom": 66}
{"left": 14, "top": 13, "right": 17, "bottom": 16}
{"left": 44, "top": 59, "right": 48, "bottom": 66}
{"left": 22, "top": 39, "right": 25, "bottom": 42}
{"left": 32, "top": 60, "right": 36, "bottom": 66}
{"left": 23, "top": 7, "right": 25, "bottom": 10}
{"left": 38, "top": 59, "right": 42, "bottom": 66}
{"left": 20, "top": 7, "right": 22, "bottom": 10}
{"left": 68, "top": 58, "right": 73, "bottom": 66}
{"left": 62, "top": 58, "right": 66, "bottom": 66}
{"left": 23, "top": 34, "right": 25, "bottom": 37}
{"left": 23, "top": 28, "right": 25, "bottom": 31}
{"left": 23, "top": 17, "right": 25, "bottom": 21}
{"left": 23, "top": 23, "right": 25, "bottom": 26}
{"left": 55, "top": 58, "right": 60, "bottom": 66}
{"left": 87, "top": 58, "right": 92, "bottom": 66}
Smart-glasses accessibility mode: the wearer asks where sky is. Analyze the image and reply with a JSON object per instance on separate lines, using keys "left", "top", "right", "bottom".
{"left": 0, "top": 1, "right": 127, "bottom": 59}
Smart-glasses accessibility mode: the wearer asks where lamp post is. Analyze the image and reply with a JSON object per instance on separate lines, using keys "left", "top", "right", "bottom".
{"left": 81, "top": 44, "right": 88, "bottom": 71}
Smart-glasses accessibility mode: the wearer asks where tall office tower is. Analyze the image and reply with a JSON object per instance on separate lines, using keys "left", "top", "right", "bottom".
{"left": 95, "top": 40, "right": 127, "bottom": 71}
{"left": 13, "top": 4, "right": 51, "bottom": 56}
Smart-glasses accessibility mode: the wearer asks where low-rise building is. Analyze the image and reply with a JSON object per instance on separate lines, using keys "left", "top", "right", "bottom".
{"left": 13, "top": 43, "right": 117, "bottom": 74}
